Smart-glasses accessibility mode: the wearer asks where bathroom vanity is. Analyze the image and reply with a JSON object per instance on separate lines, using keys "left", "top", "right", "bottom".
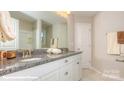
{"left": 0, "top": 11, "right": 82, "bottom": 81}
{"left": 0, "top": 51, "right": 82, "bottom": 81}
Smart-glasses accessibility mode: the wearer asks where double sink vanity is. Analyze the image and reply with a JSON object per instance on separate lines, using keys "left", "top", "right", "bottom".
{"left": 0, "top": 50, "right": 82, "bottom": 81}
{"left": 0, "top": 11, "right": 82, "bottom": 81}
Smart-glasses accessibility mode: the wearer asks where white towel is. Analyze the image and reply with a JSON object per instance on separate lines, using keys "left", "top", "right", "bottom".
{"left": 107, "top": 32, "right": 120, "bottom": 54}
{"left": 120, "top": 44, "right": 124, "bottom": 56}
{"left": 0, "top": 11, "right": 15, "bottom": 42}
{"left": 47, "top": 48, "right": 62, "bottom": 54}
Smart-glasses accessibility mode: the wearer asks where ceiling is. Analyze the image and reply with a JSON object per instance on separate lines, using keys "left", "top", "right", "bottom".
{"left": 21, "top": 11, "right": 67, "bottom": 24}
{"left": 10, "top": 11, "right": 36, "bottom": 22}
{"left": 10, "top": 11, "right": 99, "bottom": 24}
{"left": 71, "top": 11, "right": 99, "bottom": 17}
{"left": 10, "top": 11, "right": 67, "bottom": 24}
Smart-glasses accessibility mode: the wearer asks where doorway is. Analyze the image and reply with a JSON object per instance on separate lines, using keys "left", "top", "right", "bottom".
{"left": 74, "top": 23, "right": 92, "bottom": 68}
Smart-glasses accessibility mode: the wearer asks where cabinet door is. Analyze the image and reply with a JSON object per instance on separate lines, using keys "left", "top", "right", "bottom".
{"left": 72, "top": 55, "right": 82, "bottom": 81}
{"left": 37, "top": 70, "right": 59, "bottom": 81}
{"left": 59, "top": 64, "right": 73, "bottom": 81}
{"left": 72, "top": 61, "right": 81, "bottom": 81}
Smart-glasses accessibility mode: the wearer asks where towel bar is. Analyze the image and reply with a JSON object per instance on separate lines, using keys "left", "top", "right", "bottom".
{"left": 116, "top": 59, "right": 124, "bottom": 62}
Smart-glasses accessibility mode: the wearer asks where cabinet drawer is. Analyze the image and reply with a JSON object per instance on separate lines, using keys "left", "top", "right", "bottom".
{"left": 0, "top": 60, "right": 61, "bottom": 81}
{"left": 59, "top": 64, "right": 73, "bottom": 81}
{"left": 58, "top": 57, "right": 74, "bottom": 67}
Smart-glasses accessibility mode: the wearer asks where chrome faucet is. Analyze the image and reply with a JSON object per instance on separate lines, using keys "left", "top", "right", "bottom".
{"left": 22, "top": 49, "right": 32, "bottom": 58}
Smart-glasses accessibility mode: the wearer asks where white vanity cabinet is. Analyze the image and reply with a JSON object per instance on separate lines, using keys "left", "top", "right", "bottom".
{"left": 72, "top": 61, "right": 81, "bottom": 81}
{"left": 0, "top": 59, "right": 61, "bottom": 81}
{"left": 72, "top": 55, "right": 81, "bottom": 81}
{"left": 59, "top": 63, "right": 73, "bottom": 81}
{"left": 36, "top": 54, "right": 82, "bottom": 81}
{"left": 0, "top": 54, "right": 82, "bottom": 81}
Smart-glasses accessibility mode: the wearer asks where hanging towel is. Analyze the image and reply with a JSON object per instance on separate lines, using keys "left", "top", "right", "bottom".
{"left": 120, "top": 44, "right": 124, "bottom": 56}
{"left": 107, "top": 32, "right": 120, "bottom": 54}
{"left": 0, "top": 11, "right": 15, "bottom": 42}
{"left": 117, "top": 31, "right": 124, "bottom": 44}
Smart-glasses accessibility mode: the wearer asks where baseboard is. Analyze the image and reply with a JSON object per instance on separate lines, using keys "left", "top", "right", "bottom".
{"left": 102, "top": 73, "right": 124, "bottom": 81}
{"left": 90, "top": 66, "right": 102, "bottom": 74}
{"left": 90, "top": 67, "right": 124, "bottom": 81}
{"left": 81, "top": 64, "right": 92, "bottom": 69}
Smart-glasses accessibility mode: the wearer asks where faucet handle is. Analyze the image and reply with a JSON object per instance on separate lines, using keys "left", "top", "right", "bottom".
{"left": 20, "top": 49, "right": 33, "bottom": 58}
{"left": 28, "top": 49, "right": 32, "bottom": 57}
{"left": 22, "top": 50, "right": 25, "bottom": 58}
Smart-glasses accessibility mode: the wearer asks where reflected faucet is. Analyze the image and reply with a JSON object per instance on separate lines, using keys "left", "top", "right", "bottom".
{"left": 22, "top": 49, "right": 32, "bottom": 58}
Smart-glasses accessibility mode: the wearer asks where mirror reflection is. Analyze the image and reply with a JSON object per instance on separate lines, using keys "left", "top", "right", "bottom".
{"left": 41, "top": 21, "right": 52, "bottom": 48}
{"left": 0, "top": 11, "right": 68, "bottom": 50}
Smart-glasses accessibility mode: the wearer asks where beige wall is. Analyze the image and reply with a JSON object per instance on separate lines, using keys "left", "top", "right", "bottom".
{"left": 93, "top": 12, "right": 124, "bottom": 78}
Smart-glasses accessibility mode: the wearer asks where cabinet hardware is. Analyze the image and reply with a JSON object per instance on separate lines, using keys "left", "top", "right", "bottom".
{"left": 65, "top": 60, "right": 68, "bottom": 63}
{"left": 64, "top": 72, "right": 68, "bottom": 75}
{"left": 116, "top": 59, "right": 124, "bottom": 62}
{"left": 77, "top": 62, "right": 79, "bottom": 64}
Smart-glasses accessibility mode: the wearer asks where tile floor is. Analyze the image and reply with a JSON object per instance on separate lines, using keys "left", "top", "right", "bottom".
{"left": 81, "top": 68, "right": 119, "bottom": 81}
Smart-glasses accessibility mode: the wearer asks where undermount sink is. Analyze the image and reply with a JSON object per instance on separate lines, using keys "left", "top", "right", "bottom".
{"left": 20, "top": 58, "right": 42, "bottom": 62}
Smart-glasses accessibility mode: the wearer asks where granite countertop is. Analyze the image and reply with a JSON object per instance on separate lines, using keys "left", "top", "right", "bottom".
{"left": 0, "top": 51, "right": 82, "bottom": 76}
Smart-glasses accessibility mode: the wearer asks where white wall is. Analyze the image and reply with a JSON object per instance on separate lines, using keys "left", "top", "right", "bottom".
{"left": 20, "top": 20, "right": 34, "bottom": 32}
{"left": 19, "top": 19, "right": 35, "bottom": 49}
{"left": 74, "top": 16, "right": 93, "bottom": 23}
{"left": 93, "top": 12, "right": 124, "bottom": 78}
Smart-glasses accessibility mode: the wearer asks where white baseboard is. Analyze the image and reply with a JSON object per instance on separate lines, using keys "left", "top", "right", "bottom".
{"left": 90, "top": 67, "right": 124, "bottom": 81}
{"left": 102, "top": 73, "right": 124, "bottom": 81}
{"left": 90, "top": 67, "right": 102, "bottom": 74}
{"left": 81, "top": 64, "right": 92, "bottom": 69}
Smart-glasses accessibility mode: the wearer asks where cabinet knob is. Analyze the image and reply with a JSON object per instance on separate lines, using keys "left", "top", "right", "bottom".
{"left": 64, "top": 72, "right": 68, "bottom": 75}
{"left": 77, "top": 62, "right": 79, "bottom": 64}
{"left": 65, "top": 60, "right": 68, "bottom": 63}
{"left": 77, "top": 48, "right": 80, "bottom": 51}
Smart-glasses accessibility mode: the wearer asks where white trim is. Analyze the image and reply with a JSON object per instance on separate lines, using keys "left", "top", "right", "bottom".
{"left": 102, "top": 73, "right": 124, "bottom": 81}
{"left": 90, "top": 67, "right": 101, "bottom": 74}
{"left": 90, "top": 67, "right": 124, "bottom": 80}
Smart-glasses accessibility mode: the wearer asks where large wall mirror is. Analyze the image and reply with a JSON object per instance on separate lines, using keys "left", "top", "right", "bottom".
{"left": 0, "top": 11, "right": 68, "bottom": 50}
